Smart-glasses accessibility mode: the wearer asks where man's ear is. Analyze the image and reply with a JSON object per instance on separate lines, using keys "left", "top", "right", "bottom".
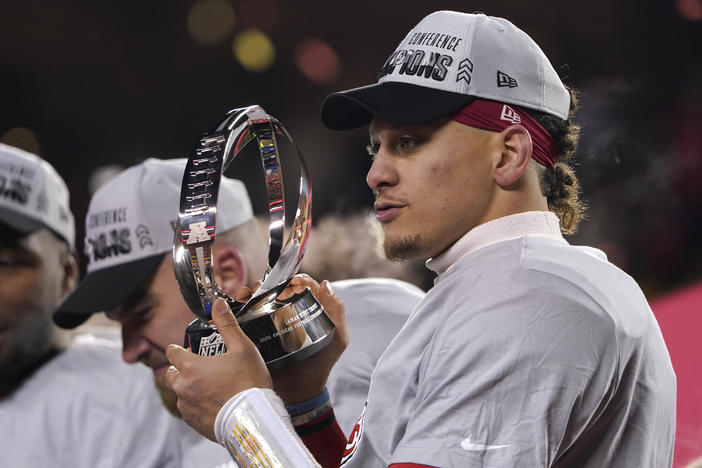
{"left": 494, "top": 124, "right": 533, "bottom": 187}
{"left": 60, "top": 250, "right": 79, "bottom": 300}
{"left": 213, "top": 246, "right": 247, "bottom": 297}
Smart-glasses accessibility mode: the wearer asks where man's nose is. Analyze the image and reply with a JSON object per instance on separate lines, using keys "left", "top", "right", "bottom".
{"left": 121, "top": 326, "right": 150, "bottom": 364}
{"left": 366, "top": 152, "right": 398, "bottom": 191}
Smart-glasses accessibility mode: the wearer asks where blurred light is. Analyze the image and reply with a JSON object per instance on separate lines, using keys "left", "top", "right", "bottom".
{"left": 238, "top": 0, "right": 279, "bottom": 31}
{"left": 295, "top": 38, "right": 342, "bottom": 85}
{"left": 1, "top": 127, "right": 41, "bottom": 155}
{"left": 88, "top": 164, "right": 125, "bottom": 195}
{"left": 187, "top": 0, "right": 236, "bottom": 46}
{"left": 677, "top": 0, "right": 702, "bottom": 20}
{"left": 232, "top": 29, "right": 275, "bottom": 72}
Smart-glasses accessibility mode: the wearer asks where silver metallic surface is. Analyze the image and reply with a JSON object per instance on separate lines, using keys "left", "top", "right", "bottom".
{"left": 173, "top": 105, "right": 333, "bottom": 369}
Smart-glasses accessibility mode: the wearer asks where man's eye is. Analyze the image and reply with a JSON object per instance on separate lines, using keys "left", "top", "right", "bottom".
{"left": 0, "top": 253, "right": 22, "bottom": 268}
{"left": 366, "top": 144, "right": 378, "bottom": 157}
{"left": 106, "top": 304, "right": 153, "bottom": 324}
{"left": 133, "top": 305, "right": 153, "bottom": 322}
{"left": 398, "top": 135, "right": 418, "bottom": 149}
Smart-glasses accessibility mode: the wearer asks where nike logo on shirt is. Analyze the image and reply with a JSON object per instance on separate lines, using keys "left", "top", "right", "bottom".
{"left": 460, "top": 435, "right": 510, "bottom": 451}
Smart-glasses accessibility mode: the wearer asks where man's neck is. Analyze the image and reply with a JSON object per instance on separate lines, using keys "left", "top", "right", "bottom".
{"left": 426, "top": 211, "right": 563, "bottom": 276}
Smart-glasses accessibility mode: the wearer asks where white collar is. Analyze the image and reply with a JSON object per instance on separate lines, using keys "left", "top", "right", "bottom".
{"left": 426, "top": 211, "right": 564, "bottom": 276}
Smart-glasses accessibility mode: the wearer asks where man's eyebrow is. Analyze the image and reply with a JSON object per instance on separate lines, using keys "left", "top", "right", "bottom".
{"left": 121, "top": 288, "right": 155, "bottom": 311}
{"left": 370, "top": 121, "right": 431, "bottom": 138}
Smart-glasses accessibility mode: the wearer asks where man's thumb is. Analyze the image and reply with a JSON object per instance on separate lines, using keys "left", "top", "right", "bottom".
{"left": 211, "top": 298, "right": 247, "bottom": 348}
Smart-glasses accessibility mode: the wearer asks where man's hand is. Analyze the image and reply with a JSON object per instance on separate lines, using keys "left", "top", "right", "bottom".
{"left": 165, "top": 274, "right": 349, "bottom": 441}
{"left": 165, "top": 298, "right": 273, "bottom": 441}
{"left": 272, "top": 275, "right": 349, "bottom": 405}
{"left": 235, "top": 275, "right": 349, "bottom": 405}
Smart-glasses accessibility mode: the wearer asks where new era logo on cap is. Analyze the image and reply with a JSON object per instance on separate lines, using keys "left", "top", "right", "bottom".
{"left": 496, "top": 71, "right": 518, "bottom": 88}
{"left": 500, "top": 105, "right": 522, "bottom": 124}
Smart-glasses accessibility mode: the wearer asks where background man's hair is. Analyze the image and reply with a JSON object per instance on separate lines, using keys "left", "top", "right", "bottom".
{"left": 524, "top": 87, "right": 586, "bottom": 235}
{"left": 301, "top": 210, "right": 428, "bottom": 289}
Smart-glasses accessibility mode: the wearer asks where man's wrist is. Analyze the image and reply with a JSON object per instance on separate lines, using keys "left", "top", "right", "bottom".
{"left": 286, "top": 388, "right": 332, "bottom": 426}
{"left": 276, "top": 384, "right": 327, "bottom": 407}
{"left": 285, "top": 388, "right": 329, "bottom": 416}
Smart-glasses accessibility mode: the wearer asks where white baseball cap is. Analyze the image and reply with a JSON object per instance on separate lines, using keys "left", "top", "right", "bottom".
{"left": 0, "top": 143, "right": 75, "bottom": 246}
{"left": 54, "top": 157, "right": 253, "bottom": 328}
{"left": 321, "top": 11, "right": 570, "bottom": 129}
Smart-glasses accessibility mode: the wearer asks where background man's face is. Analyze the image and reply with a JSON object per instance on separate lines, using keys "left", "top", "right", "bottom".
{"left": 367, "top": 117, "right": 497, "bottom": 260}
{"left": 0, "top": 228, "right": 66, "bottom": 394}
{"left": 107, "top": 254, "right": 194, "bottom": 415}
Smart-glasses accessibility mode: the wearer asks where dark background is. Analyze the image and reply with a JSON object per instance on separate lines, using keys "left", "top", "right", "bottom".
{"left": 1, "top": 0, "right": 701, "bottom": 298}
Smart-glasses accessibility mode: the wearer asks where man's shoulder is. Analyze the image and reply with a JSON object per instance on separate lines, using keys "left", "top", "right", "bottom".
{"left": 518, "top": 237, "right": 654, "bottom": 336}
{"left": 332, "top": 277, "right": 425, "bottom": 318}
{"left": 427, "top": 237, "right": 653, "bottom": 348}
{"left": 332, "top": 277, "right": 425, "bottom": 299}
{"left": 443, "top": 237, "right": 646, "bottom": 316}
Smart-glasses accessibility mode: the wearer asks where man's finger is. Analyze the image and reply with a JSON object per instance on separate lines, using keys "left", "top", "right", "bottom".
{"left": 317, "top": 280, "right": 349, "bottom": 349}
{"left": 166, "top": 343, "right": 193, "bottom": 370}
{"left": 317, "top": 281, "right": 344, "bottom": 322}
{"left": 164, "top": 365, "right": 179, "bottom": 390}
{"left": 279, "top": 274, "right": 320, "bottom": 300}
{"left": 289, "top": 274, "right": 319, "bottom": 291}
{"left": 211, "top": 298, "right": 250, "bottom": 349}
{"left": 234, "top": 285, "right": 252, "bottom": 302}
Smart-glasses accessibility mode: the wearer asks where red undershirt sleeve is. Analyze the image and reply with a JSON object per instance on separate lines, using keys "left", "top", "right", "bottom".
{"left": 294, "top": 407, "right": 346, "bottom": 468}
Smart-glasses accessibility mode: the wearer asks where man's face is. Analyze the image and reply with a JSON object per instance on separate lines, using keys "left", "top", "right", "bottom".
{"left": 106, "top": 254, "right": 194, "bottom": 415}
{"left": 367, "top": 117, "right": 498, "bottom": 260}
{"left": 0, "top": 228, "right": 68, "bottom": 393}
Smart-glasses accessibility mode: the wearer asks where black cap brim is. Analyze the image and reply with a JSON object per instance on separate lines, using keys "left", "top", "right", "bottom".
{"left": 0, "top": 207, "right": 44, "bottom": 235}
{"left": 320, "top": 81, "right": 476, "bottom": 130}
{"left": 53, "top": 254, "right": 165, "bottom": 329}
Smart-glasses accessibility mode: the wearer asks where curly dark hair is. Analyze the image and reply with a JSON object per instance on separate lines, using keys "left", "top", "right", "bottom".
{"left": 522, "top": 88, "right": 586, "bottom": 234}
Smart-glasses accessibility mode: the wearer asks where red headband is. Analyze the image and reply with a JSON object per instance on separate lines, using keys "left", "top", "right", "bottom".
{"left": 451, "top": 99, "right": 558, "bottom": 168}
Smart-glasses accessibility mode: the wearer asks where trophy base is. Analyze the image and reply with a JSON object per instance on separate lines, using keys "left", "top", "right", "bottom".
{"left": 184, "top": 287, "right": 335, "bottom": 372}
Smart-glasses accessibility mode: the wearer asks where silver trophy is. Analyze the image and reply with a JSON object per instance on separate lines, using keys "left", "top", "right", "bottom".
{"left": 172, "top": 105, "right": 335, "bottom": 372}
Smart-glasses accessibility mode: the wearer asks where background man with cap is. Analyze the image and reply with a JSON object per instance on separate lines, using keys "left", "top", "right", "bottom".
{"left": 54, "top": 158, "right": 258, "bottom": 467}
{"left": 54, "top": 157, "right": 424, "bottom": 463}
{"left": 0, "top": 144, "right": 180, "bottom": 467}
{"left": 163, "top": 10, "right": 676, "bottom": 468}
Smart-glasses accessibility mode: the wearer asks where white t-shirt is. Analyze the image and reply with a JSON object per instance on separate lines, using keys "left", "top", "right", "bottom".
{"left": 175, "top": 419, "right": 234, "bottom": 468}
{"left": 0, "top": 333, "right": 182, "bottom": 467}
{"left": 341, "top": 212, "right": 676, "bottom": 467}
{"left": 327, "top": 278, "right": 425, "bottom": 434}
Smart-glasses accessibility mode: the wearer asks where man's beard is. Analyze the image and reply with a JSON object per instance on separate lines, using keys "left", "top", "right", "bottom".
{"left": 0, "top": 313, "right": 58, "bottom": 398}
{"left": 384, "top": 233, "right": 423, "bottom": 261}
{"left": 154, "top": 375, "right": 181, "bottom": 418}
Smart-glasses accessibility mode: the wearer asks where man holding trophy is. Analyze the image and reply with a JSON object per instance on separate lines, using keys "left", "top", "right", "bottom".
{"left": 162, "top": 10, "right": 676, "bottom": 468}
{"left": 53, "top": 157, "right": 422, "bottom": 466}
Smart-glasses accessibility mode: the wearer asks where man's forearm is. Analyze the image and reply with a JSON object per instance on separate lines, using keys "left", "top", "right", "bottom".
{"left": 214, "top": 388, "right": 322, "bottom": 467}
